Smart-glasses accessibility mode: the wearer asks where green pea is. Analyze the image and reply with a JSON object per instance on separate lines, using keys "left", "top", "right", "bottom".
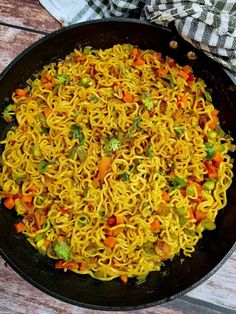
{"left": 203, "top": 180, "right": 215, "bottom": 191}
{"left": 207, "top": 131, "right": 217, "bottom": 139}
{"left": 175, "top": 207, "right": 187, "bottom": 216}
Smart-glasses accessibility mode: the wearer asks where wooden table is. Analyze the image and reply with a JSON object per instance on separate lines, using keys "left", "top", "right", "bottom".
{"left": 0, "top": 1, "right": 235, "bottom": 313}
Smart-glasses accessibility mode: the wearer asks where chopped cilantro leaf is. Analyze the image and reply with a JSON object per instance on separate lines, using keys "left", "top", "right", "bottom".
{"left": 57, "top": 74, "right": 69, "bottom": 84}
{"left": 120, "top": 172, "right": 130, "bottom": 181}
{"left": 142, "top": 93, "right": 154, "bottom": 110}
{"left": 171, "top": 176, "right": 187, "bottom": 188}
{"left": 71, "top": 124, "right": 85, "bottom": 145}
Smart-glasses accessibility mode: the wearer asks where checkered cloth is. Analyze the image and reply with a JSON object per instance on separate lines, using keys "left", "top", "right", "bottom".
{"left": 40, "top": 0, "right": 236, "bottom": 74}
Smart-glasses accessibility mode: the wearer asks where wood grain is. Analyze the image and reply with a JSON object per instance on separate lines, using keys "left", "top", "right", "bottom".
{"left": 0, "top": 0, "right": 60, "bottom": 32}
{"left": 188, "top": 251, "right": 236, "bottom": 310}
{"left": 0, "top": 25, "right": 43, "bottom": 73}
{"left": 0, "top": 257, "right": 223, "bottom": 314}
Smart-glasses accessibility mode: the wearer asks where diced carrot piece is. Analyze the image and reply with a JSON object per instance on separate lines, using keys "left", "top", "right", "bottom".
{"left": 151, "top": 219, "right": 161, "bottom": 233}
{"left": 15, "top": 222, "right": 26, "bottom": 233}
{"left": 133, "top": 95, "right": 141, "bottom": 102}
{"left": 116, "top": 215, "right": 124, "bottom": 225}
{"left": 27, "top": 184, "right": 37, "bottom": 193}
{"left": 174, "top": 113, "right": 183, "bottom": 120}
{"left": 104, "top": 236, "right": 116, "bottom": 249}
{"left": 63, "top": 261, "right": 76, "bottom": 270}
{"left": 105, "top": 229, "right": 114, "bottom": 236}
{"left": 43, "top": 107, "right": 52, "bottom": 118}
{"left": 55, "top": 260, "right": 64, "bottom": 269}
{"left": 130, "top": 47, "right": 139, "bottom": 58}
{"left": 43, "top": 72, "right": 52, "bottom": 83}
{"left": 21, "top": 195, "right": 33, "bottom": 203}
{"left": 182, "top": 65, "right": 192, "bottom": 74}
{"left": 92, "top": 176, "right": 100, "bottom": 189}
{"left": 120, "top": 274, "right": 128, "bottom": 284}
{"left": 156, "top": 68, "right": 168, "bottom": 78}
{"left": 187, "top": 73, "right": 195, "bottom": 83}
{"left": 133, "top": 56, "right": 145, "bottom": 66}
{"left": 178, "top": 70, "right": 189, "bottom": 80}
{"left": 178, "top": 95, "right": 187, "bottom": 108}
{"left": 44, "top": 239, "right": 51, "bottom": 248}
{"left": 79, "top": 262, "right": 86, "bottom": 271}
{"left": 15, "top": 89, "right": 28, "bottom": 97}
{"left": 44, "top": 83, "right": 53, "bottom": 90}
{"left": 208, "top": 109, "right": 219, "bottom": 129}
{"left": 212, "top": 151, "right": 224, "bottom": 168}
{"left": 74, "top": 55, "right": 86, "bottom": 63}
{"left": 98, "top": 156, "right": 112, "bottom": 183}
{"left": 162, "top": 191, "right": 170, "bottom": 202}
{"left": 4, "top": 197, "right": 15, "bottom": 209}
{"left": 204, "top": 161, "right": 218, "bottom": 179}
{"left": 123, "top": 92, "right": 133, "bottom": 103}
{"left": 112, "top": 227, "right": 121, "bottom": 236}
{"left": 188, "top": 207, "right": 194, "bottom": 219}
{"left": 194, "top": 210, "right": 207, "bottom": 222}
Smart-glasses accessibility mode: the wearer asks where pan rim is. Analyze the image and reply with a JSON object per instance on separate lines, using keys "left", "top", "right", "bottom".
{"left": 0, "top": 17, "right": 235, "bottom": 310}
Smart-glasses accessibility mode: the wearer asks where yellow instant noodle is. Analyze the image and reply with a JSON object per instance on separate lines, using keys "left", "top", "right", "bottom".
{"left": 0, "top": 44, "right": 235, "bottom": 282}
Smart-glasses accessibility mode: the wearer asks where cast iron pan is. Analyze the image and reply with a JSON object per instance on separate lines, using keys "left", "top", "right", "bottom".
{"left": 0, "top": 19, "right": 236, "bottom": 310}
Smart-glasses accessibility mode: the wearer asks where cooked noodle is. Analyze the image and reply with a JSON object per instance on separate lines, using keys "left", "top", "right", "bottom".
{"left": 0, "top": 44, "right": 235, "bottom": 281}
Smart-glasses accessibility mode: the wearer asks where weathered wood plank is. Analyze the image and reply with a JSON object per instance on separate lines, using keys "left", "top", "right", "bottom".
{"left": 188, "top": 251, "right": 236, "bottom": 310}
{"left": 0, "top": 25, "right": 43, "bottom": 73}
{"left": 0, "top": 0, "right": 60, "bottom": 33}
{"left": 0, "top": 257, "right": 223, "bottom": 314}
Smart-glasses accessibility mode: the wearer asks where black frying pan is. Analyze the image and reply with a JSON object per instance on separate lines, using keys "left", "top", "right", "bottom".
{"left": 0, "top": 19, "right": 236, "bottom": 311}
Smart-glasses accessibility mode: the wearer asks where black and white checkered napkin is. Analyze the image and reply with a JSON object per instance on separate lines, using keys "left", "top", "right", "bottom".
{"left": 40, "top": 0, "right": 236, "bottom": 75}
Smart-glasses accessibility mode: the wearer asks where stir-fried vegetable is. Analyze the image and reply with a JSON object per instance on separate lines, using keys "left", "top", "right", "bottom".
{"left": 71, "top": 124, "right": 85, "bottom": 145}
{"left": 205, "top": 142, "right": 215, "bottom": 160}
{"left": 57, "top": 74, "right": 69, "bottom": 84}
{"left": 120, "top": 172, "right": 130, "bottom": 181}
{"left": 54, "top": 241, "right": 71, "bottom": 261}
{"left": 38, "top": 161, "right": 48, "bottom": 172}
{"left": 142, "top": 93, "right": 153, "bottom": 110}
{"left": 171, "top": 177, "right": 187, "bottom": 188}
{"left": 3, "top": 104, "right": 15, "bottom": 123}
{"left": 203, "top": 180, "right": 215, "bottom": 191}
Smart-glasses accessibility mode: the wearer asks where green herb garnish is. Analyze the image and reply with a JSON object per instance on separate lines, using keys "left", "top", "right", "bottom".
{"left": 38, "top": 161, "right": 48, "bottom": 172}
{"left": 127, "top": 116, "right": 142, "bottom": 138}
{"left": 3, "top": 104, "right": 15, "bottom": 123}
{"left": 204, "top": 90, "right": 212, "bottom": 102}
{"left": 146, "top": 146, "right": 154, "bottom": 158}
{"left": 54, "top": 241, "right": 71, "bottom": 261}
{"left": 166, "top": 75, "right": 174, "bottom": 89}
{"left": 83, "top": 47, "right": 91, "bottom": 55}
{"left": 71, "top": 124, "right": 85, "bottom": 145}
{"left": 171, "top": 176, "right": 187, "bottom": 188}
{"left": 57, "top": 74, "right": 69, "bottom": 84}
{"left": 142, "top": 93, "right": 153, "bottom": 110}
{"left": 120, "top": 172, "right": 130, "bottom": 181}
